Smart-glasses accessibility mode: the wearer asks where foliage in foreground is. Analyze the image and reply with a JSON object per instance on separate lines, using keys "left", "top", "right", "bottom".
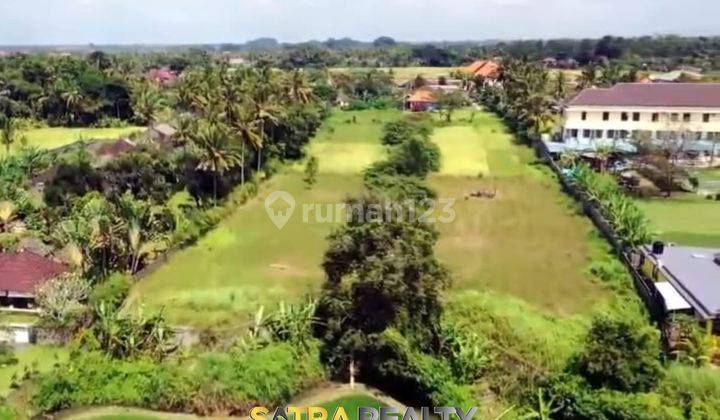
{"left": 565, "top": 161, "right": 651, "bottom": 247}
{"left": 32, "top": 342, "right": 324, "bottom": 415}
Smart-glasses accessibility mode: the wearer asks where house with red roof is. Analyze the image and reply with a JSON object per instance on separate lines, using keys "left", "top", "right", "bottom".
{"left": 407, "top": 88, "right": 438, "bottom": 112}
{"left": 0, "top": 251, "right": 68, "bottom": 308}
{"left": 147, "top": 68, "right": 178, "bottom": 87}
{"left": 460, "top": 60, "right": 503, "bottom": 81}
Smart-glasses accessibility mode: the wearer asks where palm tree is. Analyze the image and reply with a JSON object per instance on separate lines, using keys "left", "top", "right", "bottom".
{"left": 579, "top": 63, "right": 598, "bottom": 90}
{"left": 553, "top": 71, "right": 569, "bottom": 105}
{"left": 60, "top": 84, "right": 84, "bottom": 125}
{"left": 228, "top": 104, "right": 262, "bottom": 185}
{"left": 285, "top": 69, "right": 314, "bottom": 104}
{"left": 1, "top": 116, "right": 19, "bottom": 154}
{"left": 131, "top": 84, "right": 166, "bottom": 128}
{"left": 192, "top": 122, "right": 242, "bottom": 204}
{"left": 172, "top": 116, "right": 195, "bottom": 149}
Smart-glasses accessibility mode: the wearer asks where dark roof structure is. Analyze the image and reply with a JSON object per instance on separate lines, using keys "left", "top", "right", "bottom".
{"left": 92, "top": 138, "right": 136, "bottom": 157}
{"left": 0, "top": 251, "right": 68, "bottom": 296}
{"left": 642, "top": 245, "right": 720, "bottom": 320}
{"left": 568, "top": 83, "right": 720, "bottom": 108}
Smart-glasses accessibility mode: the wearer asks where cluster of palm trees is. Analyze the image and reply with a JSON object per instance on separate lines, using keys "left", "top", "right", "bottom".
{"left": 53, "top": 191, "right": 174, "bottom": 278}
{"left": 479, "top": 59, "right": 555, "bottom": 140}
{"left": 577, "top": 62, "right": 639, "bottom": 89}
{"left": 170, "top": 63, "right": 318, "bottom": 203}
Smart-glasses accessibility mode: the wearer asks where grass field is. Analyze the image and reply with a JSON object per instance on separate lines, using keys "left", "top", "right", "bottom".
{"left": 0, "top": 345, "right": 68, "bottom": 396}
{"left": 1, "top": 126, "right": 144, "bottom": 156}
{"left": 129, "top": 108, "right": 612, "bottom": 327}
{"left": 430, "top": 112, "right": 610, "bottom": 315}
{"left": 330, "top": 67, "right": 456, "bottom": 82}
{"left": 636, "top": 194, "right": 720, "bottom": 247}
{"left": 128, "top": 110, "right": 399, "bottom": 327}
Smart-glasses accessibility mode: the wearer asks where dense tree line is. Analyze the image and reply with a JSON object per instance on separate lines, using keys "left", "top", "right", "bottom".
{"left": 0, "top": 51, "right": 210, "bottom": 126}
{"left": 243, "top": 35, "right": 720, "bottom": 70}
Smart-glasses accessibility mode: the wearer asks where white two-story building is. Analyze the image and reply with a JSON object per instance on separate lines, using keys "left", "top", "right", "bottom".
{"left": 560, "top": 83, "right": 720, "bottom": 155}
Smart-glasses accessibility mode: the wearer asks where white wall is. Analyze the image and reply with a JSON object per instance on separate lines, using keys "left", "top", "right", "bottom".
{"left": 562, "top": 106, "right": 720, "bottom": 141}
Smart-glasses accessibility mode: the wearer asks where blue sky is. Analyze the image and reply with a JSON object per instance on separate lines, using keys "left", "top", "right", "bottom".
{"left": 0, "top": 0, "right": 718, "bottom": 45}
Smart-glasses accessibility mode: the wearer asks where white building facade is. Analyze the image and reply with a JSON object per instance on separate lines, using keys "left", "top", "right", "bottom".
{"left": 561, "top": 83, "right": 720, "bottom": 150}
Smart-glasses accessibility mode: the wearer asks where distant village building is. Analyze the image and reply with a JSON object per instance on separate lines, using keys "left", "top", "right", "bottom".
{"left": 0, "top": 251, "right": 68, "bottom": 309}
{"left": 559, "top": 83, "right": 720, "bottom": 156}
{"left": 147, "top": 68, "right": 178, "bottom": 86}
{"left": 407, "top": 89, "right": 438, "bottom": 112}
{"left": 460, "top": 60, "right": 503, "bottom": 82}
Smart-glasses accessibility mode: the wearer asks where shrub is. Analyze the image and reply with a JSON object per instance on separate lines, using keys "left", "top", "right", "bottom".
{"left": 577, "top": 316, "right": 663, "bottom": 393}
{"left": 32, "top": 343, "right": 325, "bottom": 415}
{"left": 380, "top": 119, "right": 432, "bottom": 146}
{"left": 89, "top": 272, "right": 132, "bottom": 310}
{"left": 544, "top": 373, "right": 680, "bottom": 420}
{"left": 0, "top": 343, "right": 18, "bottom": 367}
{"left": 386, "top": 137, "right": 441, "bottom": 178}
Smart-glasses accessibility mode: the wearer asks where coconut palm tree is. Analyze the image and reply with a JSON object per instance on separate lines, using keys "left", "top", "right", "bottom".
{"left": 1, "top": 116, "right": 20, "bottom": 154}
{"left": 60, "top": 84, "right": 84, "bottom": 125}
{"left": 131, "top": 84, "right": 166, "bottom": 128}
{"left": 285, "top": 69, "right": 314, "bottom": 104}
{"left": 191, "top": 122, "right": 242, "bottom": 204}
{"left": 578, "top": 63, "right": 598, "bottom": 90}
{"left": 227, "top": 103, "right": 262, "bottom": 185}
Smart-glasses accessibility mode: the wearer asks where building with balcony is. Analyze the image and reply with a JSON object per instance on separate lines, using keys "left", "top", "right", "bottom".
{"left": 559, "top": 83, "right": 720, "bottom": 155}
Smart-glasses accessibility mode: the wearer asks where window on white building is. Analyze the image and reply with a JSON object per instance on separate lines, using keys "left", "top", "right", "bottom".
{"left": 594, "top": 130, "right": 603, "bottom": 139}
{"left": 581, "top": 112, "right": 587, "bottom": 121}
{"left": 652, "top": 113, "right": 659, "bottom": 122}
{"left": 703, "top": 114, "right": 711, "bottom": 123}
{"left": 607, "top": 129, "right": 616, "bottom": 139}
{"left": 602, "top": 112, "right": 610, "bottom": 121}
{"left": 683, "top": 113, "right": 691, "bottom": 122}
{"left": 671, "top": 113, "right": 679, "bottom": 122}
{"left": 621, "top": 112, "right": 629, "bottom": 121}
{"left": 583, "top": 129, "right": 592, "bottom": 138}
{"left": 633, "top": 112, "right": 640, "bottom": 121}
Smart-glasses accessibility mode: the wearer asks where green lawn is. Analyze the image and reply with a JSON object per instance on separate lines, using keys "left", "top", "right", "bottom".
{"left": 1, "top": 126, "right": 144, "bottom": 155}
{"left": 636, "top": 194, "right": 720, "bottom": 247}
{"left": 128, "top": 110, "right": 399, "bottom": 327}
{"left": 0, "top": 345, "right": 68, "bottom": 396}
{"left": 430, "top": 112, "right": 610, "bottom": 315}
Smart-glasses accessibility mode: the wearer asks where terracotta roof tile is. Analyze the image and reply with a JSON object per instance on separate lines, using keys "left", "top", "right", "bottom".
{"left": 0, "top": 251, "right": 69, "bottom": 295}
{"left": 408, "top": 89, "right": 437, "bottom": 103}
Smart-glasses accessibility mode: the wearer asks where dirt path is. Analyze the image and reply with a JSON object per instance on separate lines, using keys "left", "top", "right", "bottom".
{"left": 54, "top": 406, "right": 224, "bottom": 420}
{"left": 289, "top": 381, "right": 406, "bottom": 409}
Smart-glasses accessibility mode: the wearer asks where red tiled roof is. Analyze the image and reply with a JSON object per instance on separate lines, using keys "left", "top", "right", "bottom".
{"left": 408, "top": 89, "right": 437, "bottom": 103}
{"left": 463, "top": 60, "right": 488, "bottom": 74}
{"left": 461, "top": 60, "right": 502, "bottom": 79}
{"left": 0, "top": 251, "right": 68, "bottom": 295}
{"left": 568, "top": 83, "right": 720, "bottom": 108}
